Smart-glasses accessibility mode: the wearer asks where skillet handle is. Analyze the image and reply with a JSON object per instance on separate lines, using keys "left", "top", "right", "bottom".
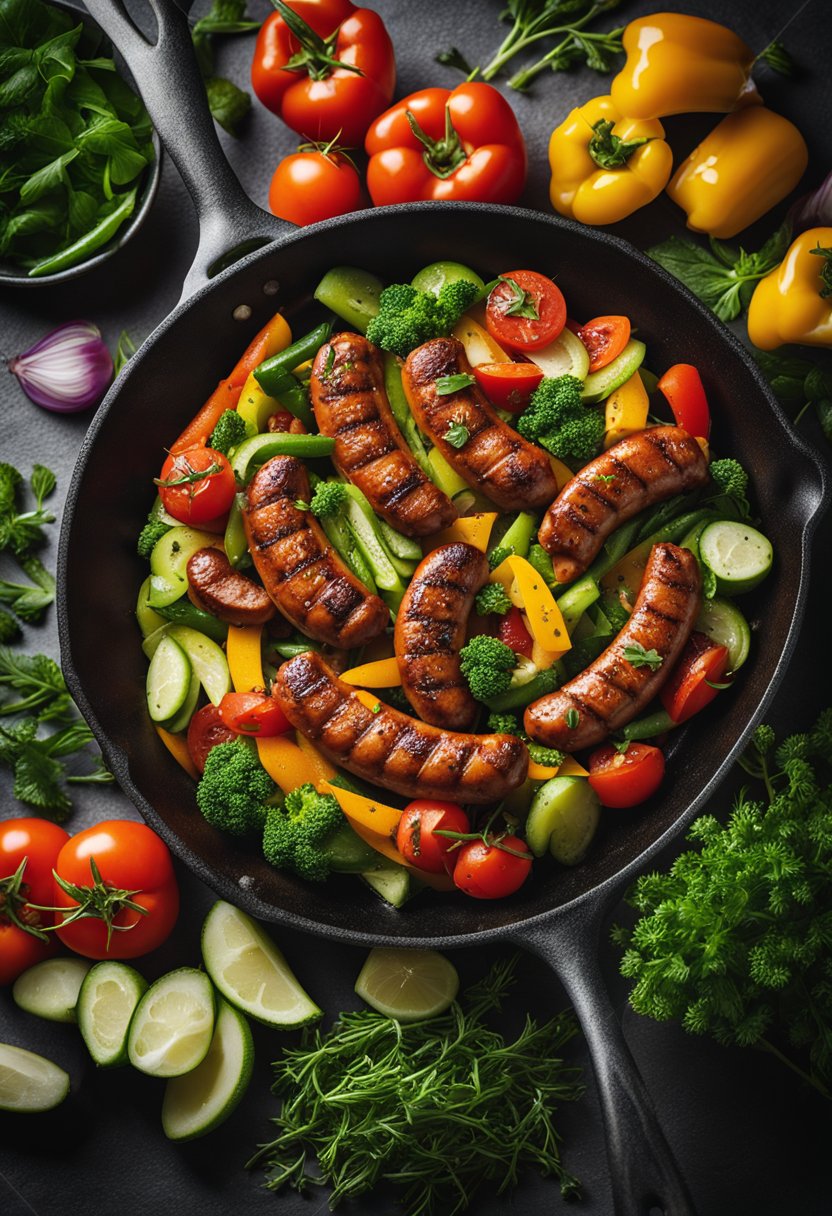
{"left": 82, "top": 0, "right": 291, "bottom": 300}
{"left": 520, "top": 909, "right": 696, "bottom": 1216}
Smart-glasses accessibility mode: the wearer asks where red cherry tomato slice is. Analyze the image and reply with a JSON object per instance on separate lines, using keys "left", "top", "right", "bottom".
{"left": 396, "top": 801, "right": 470, "bottom": 874}
{"left": 576, "top": 315, "right": 631, "bottom": 373}
{"left": 187, "top": 704, "right": 237, "bottom": 774}
{"left": 157, "top": 445, "right": 236, "bottom": 526}
{"left": 657, "top": 364, "right": 711, "bottom": 439}
{"left": 498, "top": 606, "right": 533, "bottom": 660}
{"left": 588, "top": 742, "right": 665, "bottom": 808}
{"left": 660, "top": 632, "right": 730, "bottom": 724}
{"left": 452, "top": 835, "right": 532, "bottom": 899}
{"left": 485, "top": 270, "right": 566, "bottom": 352}
{"left": 218, "top": 692, "right": 292, "bottom": 737}
{"left": 471, "top": 362, "right": 544, "bottom": 413}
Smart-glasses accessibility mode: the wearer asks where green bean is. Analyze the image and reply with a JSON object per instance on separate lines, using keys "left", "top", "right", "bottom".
{"left": 254, "top": 322, "right": 332, "bottom": 396}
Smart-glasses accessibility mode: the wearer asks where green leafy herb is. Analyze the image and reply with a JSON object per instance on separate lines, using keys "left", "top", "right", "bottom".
{"left": 113, "top": 330, "right": 136, "bottom": 375}
{"left": 0, "top": 463, "right": 58, "bottom": 623}
{"left": 435, "top": 372, "right": 475, "bottom": 395}
{"left": 810, "top": 243, "right": 832, "bottom": 299}
{"left": 250, "top": 957, "right": 583, "bottom": 1210}
{"left": 754, "top": 39, "right": 796, "bottom": 76}
{"left": 0, "top": 647, "right": 72, "bottom": 721}
{"left": 444, "top": 419, "right": 471, "bottom": 448}
{"left": 154, "top": 458, "right": 223, "bottom": 489}
{"left": 594, "top": 473, "right": 616, "bottom": 483}
{"left": 587, "top": 118, "right": 652, "bottom": 170}
{"left": 499, "top": 275, "right": 539, "bottom": 319}
{"left": 612, "top": 739, "right": 630, "bottom": 754}
{"left": 622, "top": 642, "right": 663, "bottom": 671}
{"left": 565, "top": 708, "right": 580, "bottom": 729}
{"left": 0, "top": 715, "right": 112, "bottom": 821}
{"left": 191, "top": 0, "right": 260, "bottom": 136}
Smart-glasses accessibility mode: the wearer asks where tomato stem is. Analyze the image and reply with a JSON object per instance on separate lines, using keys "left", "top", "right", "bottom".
{"left": 271, "top": 0, "right": 364, "bottom": 82}
{"left": 587, "top": 119, "right": 653, "bottom": 170}
{"left": 0, "top": 858, "right": 50, "bottom": 941}
{"left": 32, "top": 856, "right": 148, "bottom": 951}
{"left": 405, "top": 105, "right": 467, "bottom": 180}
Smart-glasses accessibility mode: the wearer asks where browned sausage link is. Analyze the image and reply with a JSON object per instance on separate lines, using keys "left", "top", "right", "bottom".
{"left": 310, "top": 333, "right": 457, "bottom": 539}
{"left": 186, "top": 548, "right": 276, "bottom": 626}
{"left": 394, "top": 542, "right": 488, "bottom": 731}
{"left": 273, "top": 651, "right": 528, "bottom": 804}
{"left": 402, "top": 337, "right": 558, "bottom": 512}
{"left": 524, "top": 543, "right": 701, "bottom": 751}
{"left": 243, "top": 456, "right": 389, "bottom": 649}
{"left": 538, "top": 425, "right": 710, "bottom": 584}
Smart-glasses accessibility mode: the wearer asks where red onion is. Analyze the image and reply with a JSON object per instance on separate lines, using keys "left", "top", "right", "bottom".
{"left": 787, "top": 168, "right": 832, "bottom": 235}
{"left": 8, "top": 321, "right": 113, "bottom": 413}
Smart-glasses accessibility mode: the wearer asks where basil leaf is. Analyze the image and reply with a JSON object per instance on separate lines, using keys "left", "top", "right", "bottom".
{"left": 0, "top": 62, "right": 39, "bottom": 108}
{"left": 19, "top": 147, "right": 78, "bottom": 204}
{"left": 205, "top": 76, "right": 250, "bottom": 136}
{"left": 436, "top": 372, "right": 475, "bottom": 395}
{"left": 444, "top": 420, "right": 471, "bottom": 448}
{"left": 806, "top": 368, "right": 832, "bottom": 402}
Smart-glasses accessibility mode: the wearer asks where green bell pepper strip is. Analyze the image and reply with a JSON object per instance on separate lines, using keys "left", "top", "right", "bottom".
{"left": 619, "top": 709, "right": 677, "bottom": 741}
{"left": 152, "top": 599, "right": 228, "bottom": 645}
{"left": 231, "top": 432, "right": 335, "bottom": 483}
{"left": 254, "top": 322, "right": 332, "bottom": 397}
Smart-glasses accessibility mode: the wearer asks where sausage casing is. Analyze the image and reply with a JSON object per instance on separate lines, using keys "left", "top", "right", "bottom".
{"left": 394, "top": 542, "right": 488, "bottom": 731}
{"left": 243, "top": 456, "right": 389, "bottom": 648}
{"left": 524, "top": 543, "right": 701, "bottom": 751}
{"left": 310, "top": 333, "right": 457, "bottom": 538}
{"left": 402, "top": 337, "right": 558, "bottom": 511}
{"left": 186, "top": 547, "right": 276, "bottom": 626}
{"left": 538, "top": 425, "right": 709, "bottom": 583}
{"left": 273, "top": 651, "right": 528, "bottom": 804}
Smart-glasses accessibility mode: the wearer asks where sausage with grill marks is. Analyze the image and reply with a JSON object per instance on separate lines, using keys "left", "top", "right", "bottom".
{"left": 243, "top": 455, "right": 389, "bottom": 649}
{"left": 186, "top": 547, "right": 276, "bottom": 626}
{"left": 272, "top": 651, "right": 528, "bottom": 804}
{"left": 310, "top": 333, "right": 457, "bottom": 538}
{"left": 538, "top": 425, "right": 709, "bottom": 584}
{"left": 394, "top": 542, "right": 488, "bottom": 731}
{"left": 402, "top": 336, "right": 558, "bottom": 512}
{"left": 524, "top": 543, "right": 701, "bottom": 751}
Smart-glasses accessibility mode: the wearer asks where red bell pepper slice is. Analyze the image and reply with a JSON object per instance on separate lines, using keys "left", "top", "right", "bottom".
{"left": 657, "top": 364, "right": 711, "bottom": 439}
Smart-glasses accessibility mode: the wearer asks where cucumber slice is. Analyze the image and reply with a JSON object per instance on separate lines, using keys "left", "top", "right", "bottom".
{"left": 314, "top": 266, "right": 384, "bottom": 334}
{"left": 160, "top": 665, "right": 200, "bottom": 733}
{"left": 699, "top": 520, "right": 773, "bottom": 596}
{"left": 581, "top": 339, "right": 647, "bottom": 404}
{"left": 201, "top": 900, "right": 322, "bottom": 1029}
{"left": 411, "top": 261, "right": 485, "bottom": 297}
{"left": 231, "top": 432, "right": 335, "bottom": 484}
{"left": 146, "top": 634, "right": 192, "bottom": 722}
{"left": 319, "top": 511, "right": 378, "bottom": 593}
{"left": 679, "top": 518, "right": 711, "bottom": 562}
{"left": 0, "top": 1044, "right": 70, "bottom": 1113}
{"left": 525, "top": 776, "right": 601, "bottom": 865}
{"left": 12, "top": 957, "right": 92, "bottom": 1023}
{"left": 341, "top": 486, "right": 405, "bottom": 598}
{"left": 161, "top": 998, "right": 254, "bottom": 1141}
{"left": 77, "top": 962, "right": 148, "bottom": 1068}
{"left": 492, "top": 510, "right": 537, "bottom": 560}
{"left": 377, "top": 519, "right": 422, "bottom": 562}
{"left": 527, "top": 327, "right": 590, "bottom": 381}
{"left": 327, "top": 822, "right": 384, "bottom": 873}
{"left": 361, "top": 864, "right": 412, "bottom": 907}
{"left": 136, "top": 576, "right": 166, "bottom": 639}
{"left": 148, "top": 527, "right": 219, "bottom": 609}
{"left": 166, "top": 626, "right": 230, "bottom": 706}
{"left": 153, "top": 598, "right": 229, "bottom": 645}
{"left": 127, "top": 967, "right": 216, "bottom": 1078}
{"left": 696, "top": 596, "right": 752, "bottom": 671}
{"left": 428, "top": 445, "right": 469, "bottom": 497}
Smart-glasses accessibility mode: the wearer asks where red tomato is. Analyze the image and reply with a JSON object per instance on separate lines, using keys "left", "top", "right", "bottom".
{"left": 588, "top": 742, "right": 665, "bottom": 808}
{"left": 53, "top": 821, "right": 179, "bottom": 960}
{"left": 485, "top": 270, "right": 566, "bottom": 352}
{"left": 187, "top": 704, "right": 237, "bottom": 774}
{"left": 498, "top": 606, "right": 534, "bottom": 660}
{"left": 660, "top": 632, "right": 730, "bottom": 725}
{"left": 452, "top": 835, "right": 532, "bottom": 899}
{"left": 472, "top": 362, "right": 543, "bottom": 413}
{"left": 156, "top": 445, "right": 235, "bottom": 526}
{"left": 657, "top": 364, "right": 711, "bottom": 439}
{"left": 269, "top": 146, "right": 362, "bottom": 226}
{"left": 0, "top": 819, "right": 69, "bottom": 985}
{"left": 576, "top": 315, "right": 631, "bottom": 373}
{"left": 396, "top": 801, "right": 470, "bottom": 874}
{"left": 218, "top": 692, "right": 292, "bottom": 737}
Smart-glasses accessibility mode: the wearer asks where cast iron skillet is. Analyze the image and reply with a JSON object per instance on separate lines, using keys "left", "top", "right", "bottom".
{"left": 59, "top": 3, "right": 827, "bottom": 1213}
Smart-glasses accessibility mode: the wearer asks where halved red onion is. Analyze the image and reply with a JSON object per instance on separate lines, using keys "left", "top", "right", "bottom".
{"left": 8, "top": 321, "right": 113, "bottom": 413}
{"left": 787, "top": 169, "right": 832, "bottom": 235}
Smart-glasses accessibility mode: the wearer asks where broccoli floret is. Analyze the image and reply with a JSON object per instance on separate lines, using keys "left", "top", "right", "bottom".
{"left": 487, "top": 543, "right": 513, "bottom": 571}
{"left": 459, "top": 635, "right": 517, "bottom": 701}
{"left": 527, "top": 543, "right": 556, "bottom": 586}
{"left": 209, "top": 409, "right": 247, "bottom": 456}
{"left": 708, "top": 457, "right": 751, "bottom": 518}
{"left": 601, "top": 592, "right": 633, "bottom": 633}
{"left": 528, "top": 742, "right": 565, "bottom": 768}
{"left": 0, "top": 607, "right": 20, "bottom": 642}
{"left": 310, "top": 480, "right": 349, "bottom": 519}
{"left": 366, "top": 279, "right": 480, "bottom": 358}
{"left": 752, "top": 724, "right": 776, "bottom": 756}
{"left": 487, "top": 711, "right": 521, "bottom": 736}
{"left": 485, "top": 709, "right": 564, "bottom": 767}
{"left": 196, "top": 740, "right": 274, "bottom": 836}
{"left": 516, "top": 375, "right": 584, "bottom": 441}
{"left": 262, "top": 781, "right": 344, "bottom": 882}
{"left": 136, "top": 516, "right": 172, "bottom": 559}
{"left": 540, "top": 412, "right": 606, "bottom": 463}
{"left": 475, "top": 583, "right": 512, "bottom": 616}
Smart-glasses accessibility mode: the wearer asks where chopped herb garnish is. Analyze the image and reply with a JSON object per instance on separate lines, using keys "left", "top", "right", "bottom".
{"left": 565, "top": 708, "right": 580, "bottom": 730}
{"left": 622, "top": 643, "right": 663, "bottom": 671}
{"left": 444, "top": 419, "right": 471, "bottom": 449}
{"left": 435, "top": 372, "right": 475, "bottom": 396}
{"left": 613, "top": 739, "right": 631, "bottom": 755}
{"left": 499, "top": 276, "right": 539, "bottom": 319}
{"left": 594, "top": 474, "right": 616, "bottom": 483}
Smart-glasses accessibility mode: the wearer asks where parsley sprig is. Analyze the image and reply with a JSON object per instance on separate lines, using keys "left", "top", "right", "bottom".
{"left": 0, "top": 463, "right": 57, "bottom": 624}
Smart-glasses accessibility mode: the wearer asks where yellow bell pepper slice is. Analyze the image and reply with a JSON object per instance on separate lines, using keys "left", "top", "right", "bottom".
{"left": 425, "top": 512, "right": 498, "bottom": 555}
{"left": 528, "top": 758, "right": 559, "bottom": 781}
{"left": 560, "top": 755, "right": 590, "bottom": 777}
{"left": 604, "top": 372, "right": 649, "bottom": 447}
{"left": 531, "top": 638, "right": 560, "bottom": 672}
{"left": 236, "top": 370, "right": 280, "bottom": 436}
{"left": 255, "top": 736, "right": 317, "bottom": 796}
{"left": 295, "top": 734, "right": 336, "bottom": 789}
{"left": 324, "top": 782, "right": 402, "bottom": 864}
{"left": 452, "top": 315, "right": 510, "bottom": 366}
{"left": 600, "top": 539, "right": 652, "bottom": 599}
{"left": 226, "top": 624, "right": 266, "bottom": 693}
{"left": 548, "top": 455, "right": 574, "bottom": 490}
{"left": 748, "top": 226, "right": 832, "bottom": 351}
{"left": 355, "top": 689, "right": 384, "bottom": 714}
{"left": 341, "top": 657, "right": 402, "bottom": 688}
{"left": 527, "top": 753, "right": 589, "bottom": 782}
{"left": 155, "top": 726, "right": 199, "bottom": 779}
{"left": 507, "top": 556, "right": 571, "bottom": 655}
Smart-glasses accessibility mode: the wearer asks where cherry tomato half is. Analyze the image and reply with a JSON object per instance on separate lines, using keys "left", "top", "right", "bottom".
{"left": 485, "top": 270, "right": 566, "bottom": 352}
{"left": 657, "top": 364, "right": 711, "bottom": 440}
{"left": 498, "top": 606, "right": 534, "bottom": 660}
{"left": 156, "top": 445, "right": 236, "bottom": 527}
{"left": 269, "top": 147, "right": 363, "bottom": 226}
{"left": 218, "top": 692, "right": 292, "bottom": 737}
{"left": 396, "top": 801, "right": 470, "bottom": 874}
{"left": 588, "top": 742, "right": 665, "bottom": 808}
{"left": 0, "top": 819, "right": 70, "bottom": 985}
{"left": 452, "top": 835, "right": 532, "bottom": 899}
{"left": 472, "top": 361, "right": 544, "bottom": 413}
{"left": 660, "top": 632, "right": 730, "bottom": 725}
{"left": 577, "top": 315, "right": 631, "bottom": 373}
{"left": 187, "top": 703, "right": 237, "bottom": 774}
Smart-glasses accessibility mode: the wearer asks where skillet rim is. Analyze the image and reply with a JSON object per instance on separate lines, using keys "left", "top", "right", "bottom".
{"left": 57, "top": 199, "right": 830, "bottom": 949}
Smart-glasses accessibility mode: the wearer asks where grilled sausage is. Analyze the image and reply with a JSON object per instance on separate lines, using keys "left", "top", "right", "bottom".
{"left": 524, "top": 543, "right": 701, "bottom": 751}
{"left": 273, "top": 651, "right": 528, "bottom": 804}
{"left": 186, "top": 548, "right": 276, "bottom": 626}
{"left": 394, "top": 542, "right": 488, "bottom": 731}
{"left": 538, "top": 425, "right": 709, "bottom": 584}
{"left": 310, "top": 333, "right": 457, "bottom": 538}
{"left": 243, "top": 456, "right": 389, "bottom": 648}
{"left": 402, "top": 337, "right": 558, "bottom": 512}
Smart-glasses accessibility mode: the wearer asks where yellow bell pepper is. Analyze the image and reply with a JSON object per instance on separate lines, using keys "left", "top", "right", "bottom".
{"left": 155, "top": 726, "right": 199, "bottom": 779}
{"left": 604, "top": 372, "right": 649, "bottom": 447}
{"left": 341, "top": 657, "right": 403, "bottom": 688}
{"left": 507, "top": 556, "right": 571, "bottom": 656}
{"left": 236, "top": 370, "right": 280, "bottom": 435}
{"left": 424, "top": 512, "right": 498, "bottom": 555}
{"left": 610, "top": 13, "right": 757, "bottom": 119}
{"left": 548, "top": 95, "right": 672, "bottom": 226}
{"left": 667, "top": 107, "right": 808, "bottom": 240}
{"left": 226, "top": 624, "right": 266, "bottom": 693}
{"left": 452, "top": 315, "right": 511, "bottom": 365}
{"left": 324, "top": 783, "right": 403, "bottom": 864}
{"left": 294, "top": 734, "right": 337, "bottom": 789}
{"left": 748, "top": 227, "right": 832, "bottom": 350}
{"left": 548, "top": 455, "right": 574, "bottom": 490}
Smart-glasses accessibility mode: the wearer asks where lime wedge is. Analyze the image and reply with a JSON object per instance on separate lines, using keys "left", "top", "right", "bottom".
{"left": 0, "top": 1043, "right": 70, "bottom": 1112}
{"left": 201, "top": 901, "right": 321, "bottom": 1029}
{"left": 127, "top": 967, "right": 216, "bottom": 1077}
{"left": 77, "top": 961, "right": 148, "bottom": 1067}
{"left": 354, "top": 947, "right": 459, "bottom": 1021}
{"left": 12, "top": 957, "right": 92, "bottom": 1023}
{"left": 162, "top": 999, "right": 254, "bottom": 1141}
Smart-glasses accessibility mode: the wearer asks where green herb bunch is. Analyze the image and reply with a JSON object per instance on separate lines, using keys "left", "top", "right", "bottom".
{"left": 614, "top": 713, "right": 832, "bottom": 1099}
{"left": 0, "top": 462, "right": 57, "bottom": 625}
{"left": 251, "top": 957, "right": 583, "bottom": 1213}
{"left": 191, "top": 0, "right": 261, "bottom": 137}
